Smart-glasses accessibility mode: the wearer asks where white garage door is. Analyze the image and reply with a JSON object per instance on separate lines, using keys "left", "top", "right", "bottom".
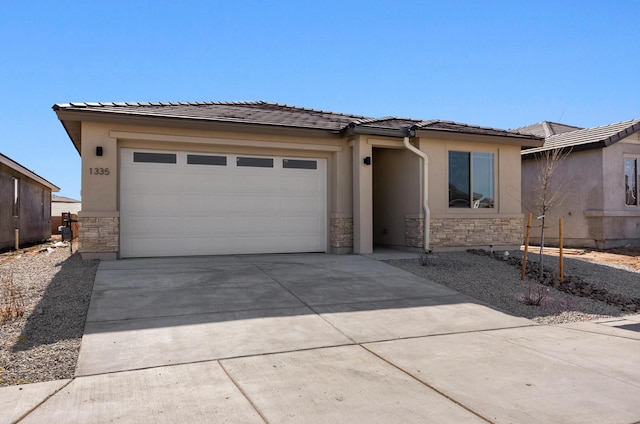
{"left": 119, "top": 148, "right": 327, "bottom": 257}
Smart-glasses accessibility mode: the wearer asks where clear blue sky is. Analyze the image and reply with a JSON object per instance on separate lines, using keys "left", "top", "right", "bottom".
{"left": 1, "top": 1, "right": 639, "bottom": 200}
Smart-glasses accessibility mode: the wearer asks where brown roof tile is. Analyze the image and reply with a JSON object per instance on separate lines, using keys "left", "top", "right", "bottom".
{"left": 512, "top": 121, "right": 583, "bottom": 138}
{"left": 54, "top": 101, "right": 366, "bottom": 132}
{"left": 53, "top": 101, "right": 543, "bottom": 144}
{"left": 416, "top": 120, "right": 540, "bottom": 139}
{"left": 521, "top": 118, "right": 640, "bottom": 157}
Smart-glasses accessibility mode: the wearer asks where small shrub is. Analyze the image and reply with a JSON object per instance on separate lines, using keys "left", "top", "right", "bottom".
{"left": 0, "top": 270, "right": 24, "bottom": 321}
{"left": 521, "top": 284, "right": 549, "bottom": 306}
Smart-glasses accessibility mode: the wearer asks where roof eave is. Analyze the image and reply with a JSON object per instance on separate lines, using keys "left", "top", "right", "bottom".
{"left": 521, "top": 142, "right": 604, "bottom": 160}
{"left": 0, "top": 154, "right": 60, "bottom": 192}
{"left": 54, "top": 108, "right": 345, "bottom": 157}
{"left": 343, "top": 125, "right": 411, "bottom": 138}
{"left": 604, "top": 122, "right": 640, "bottom": 147}
{"left": 414, "top": 128, "right": 544, "bottom": 147}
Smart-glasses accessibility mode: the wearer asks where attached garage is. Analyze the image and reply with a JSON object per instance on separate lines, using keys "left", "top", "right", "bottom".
{"left": 53, "top": 101, "right": 543, "bottom": 259}
{"left": 119, "top": 148, "right": 327, "bottom": 257}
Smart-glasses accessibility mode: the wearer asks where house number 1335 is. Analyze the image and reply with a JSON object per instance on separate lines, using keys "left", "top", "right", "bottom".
{"left": 89, "top": 167, "right": 110, "bottom": 175}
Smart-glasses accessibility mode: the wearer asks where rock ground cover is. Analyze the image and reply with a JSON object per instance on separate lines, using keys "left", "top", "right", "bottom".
{"left": 386, "top": 248, "right": 638, "bottom": 325}
{"left": 0, "top": 242, "right": 98, "bottom": 385}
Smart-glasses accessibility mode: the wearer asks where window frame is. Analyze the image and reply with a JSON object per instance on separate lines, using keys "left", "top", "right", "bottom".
{"left": 624, "top": 156, "right": 639, "bottom": 207}
{"left": 448, "top": 150, "right": 496, "bottom": 209}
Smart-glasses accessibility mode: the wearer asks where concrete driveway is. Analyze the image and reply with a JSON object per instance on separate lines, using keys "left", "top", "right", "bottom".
{"left": 4, "top": 253, "right": 640, "bottom": 423}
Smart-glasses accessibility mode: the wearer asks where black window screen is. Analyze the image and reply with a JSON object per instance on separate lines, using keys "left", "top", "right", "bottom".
{"left": 283, "top": 159, "right": 317, "bottom": 169}
{"left": 187, "top": 155, "right": 227, "bottom": 166}
{"left": 133, "top": 152, "right": 177, "bottom": 164}
{"left": 237, "top": 157, "right": 273, "bottom": 168}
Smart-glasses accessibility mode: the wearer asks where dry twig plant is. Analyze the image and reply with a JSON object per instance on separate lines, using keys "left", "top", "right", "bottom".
{"left": 0, "top": 270, "right": 25, "bottom": 321}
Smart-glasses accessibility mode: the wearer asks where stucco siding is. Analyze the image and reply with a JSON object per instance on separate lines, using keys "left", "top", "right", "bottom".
{"left": 522, "top": 140, "right": 640, "bottom": 248}
{"left": 0, "top": 163, "right": 52, "bottom": 250}
{"left": 522, "top": 149, "right": 603, "bottom": 245}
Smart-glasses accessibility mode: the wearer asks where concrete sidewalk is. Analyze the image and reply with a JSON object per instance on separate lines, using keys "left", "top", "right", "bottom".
{"left": 3, "top": 254, "right": 640, "bottom": 423}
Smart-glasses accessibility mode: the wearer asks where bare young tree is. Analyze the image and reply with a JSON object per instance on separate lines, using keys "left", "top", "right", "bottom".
{"left": 533, "top": 147, "right": 571, "bottom": 277}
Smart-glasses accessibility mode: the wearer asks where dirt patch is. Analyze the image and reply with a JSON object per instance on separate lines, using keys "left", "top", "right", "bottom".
{"left": 526, "top": 246, "right": 640, "bottom": 272}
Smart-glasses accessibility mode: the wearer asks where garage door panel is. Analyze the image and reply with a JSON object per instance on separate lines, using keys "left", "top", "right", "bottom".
{"left": 180, "top": 195, "right": 281, "bottom": 215}
{"left": 280, "top": 196, "right": 324, "bottom": 212}
{"left": 177, "top": 218, "right": 234, "bottom": 234}
{"left": 120, "top": 149, "right": 327, "bottom": 257}
{"left": 123, "top": 238, "right": 183, "bottom": 256}
{"left": 122, "top": 194, "right": 182, "bottom": 213}
{"left": 232, "top": 176, "right": 281, "bottom": 193}
{"left": 124, "top": 172, "right": 183, "bottom": 192}
{"left": 183, "top": 180, "right": 230, "bottom": 192}
{"left": 280, "top": 215, "right": 324, "bottom": 228}
{"left": 278, "top": 176, "right": 324, "bottom": 192}
{"left": 219, "top": 196, "right": 281, "bottom": 213}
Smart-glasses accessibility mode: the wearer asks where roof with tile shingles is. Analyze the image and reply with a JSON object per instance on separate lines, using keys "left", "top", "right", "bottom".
{"left": 512, "top": 121, "right": 583, "bottom": 138}
{"left": 347, "top": 116, "right": 538, "bottom": 139}
{"left": 53, "top": 101, "right": 542, "bottom": 148}
{"left": 416, "top": 120, "right": 539, "bottom": 138}
{"left": 521, "top": 118, "right": 640, "bottom": 158}
{"left": 54, "top": 101, "right": 366, "bottom": 132}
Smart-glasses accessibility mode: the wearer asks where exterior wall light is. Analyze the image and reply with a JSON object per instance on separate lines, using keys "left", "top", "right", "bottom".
{"left": 363, "top": 156, "right": 371, "bottom": 165}
{"left": 96, "top": 146, "right": 103, "bottom": 156}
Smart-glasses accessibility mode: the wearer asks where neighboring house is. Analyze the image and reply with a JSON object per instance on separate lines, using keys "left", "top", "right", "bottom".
{"left": 52, "top": 194, "right": 82, "bottom": 216}
{"left": 53, "top": 101, "right": 542, "bottom": 259}
{"left": 518, "top": 119, "right": 640, "bottom": 249}
{"left": 51, "top": 195, "right": 81, "bottom": 236}
{"left": 0, "top": 153, "right": 60, "bottom": 251}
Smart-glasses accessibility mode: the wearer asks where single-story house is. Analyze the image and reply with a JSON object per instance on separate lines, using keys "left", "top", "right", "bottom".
{"left": 52, "top": 194, "right": 82, "bottom": 216}
{"left": 51, "top": 195, "right": 81, "bottom": 236}
{"left": 0, "top": 153, "right": 60, "bottom": 251}
{"left": 518, "top": 119, "right": 640, "bottom": 249}
{"left": 53, "top": 101, "right": 543, "bottom": 259}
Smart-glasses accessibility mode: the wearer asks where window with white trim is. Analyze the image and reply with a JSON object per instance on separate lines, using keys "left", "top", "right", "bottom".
{"left": 625, "top": 157, "right": 638, "bottom": 206}
{"left": 449, "top": 151, "right": 495, "bottom": 208}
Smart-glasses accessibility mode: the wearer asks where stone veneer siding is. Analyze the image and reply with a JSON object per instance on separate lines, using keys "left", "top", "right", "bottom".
{"left": 78, "top": 216, "right": 119, "bottom": 254}
{"left": 405, "top": 217, "right": 424, "bottom": 248}
{"left": 430, "top": 217, "right": 523, "bottom": 247}
{"left": 330, "top": 217, "right": 353, "bottom": 248}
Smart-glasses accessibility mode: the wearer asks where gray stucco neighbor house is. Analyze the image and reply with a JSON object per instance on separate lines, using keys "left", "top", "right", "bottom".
{"left": 518, "top": 119, "right": 640, "bottom": 249}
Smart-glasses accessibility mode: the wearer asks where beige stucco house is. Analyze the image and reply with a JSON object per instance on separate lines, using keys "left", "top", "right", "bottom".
{"left": 53, "top": 101, "right": 542, "bottom": 259}
{"left": 519, "top": 119, "right": 640, "bottom": 249}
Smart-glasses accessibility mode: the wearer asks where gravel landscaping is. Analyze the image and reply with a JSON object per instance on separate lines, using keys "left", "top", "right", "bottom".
{"left": 0, "top": 242, "right": 98, "bottom": 386}
{"left": 0, "top": 242, "right": 638, "bottom": 387}
{"left": 386, "top": 249, "right": 639, "bottom": 325}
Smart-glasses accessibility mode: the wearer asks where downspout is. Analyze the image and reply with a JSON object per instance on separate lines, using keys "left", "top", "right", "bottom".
{"left": 402, "top": 131, "right": 430, "bottom": 252}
